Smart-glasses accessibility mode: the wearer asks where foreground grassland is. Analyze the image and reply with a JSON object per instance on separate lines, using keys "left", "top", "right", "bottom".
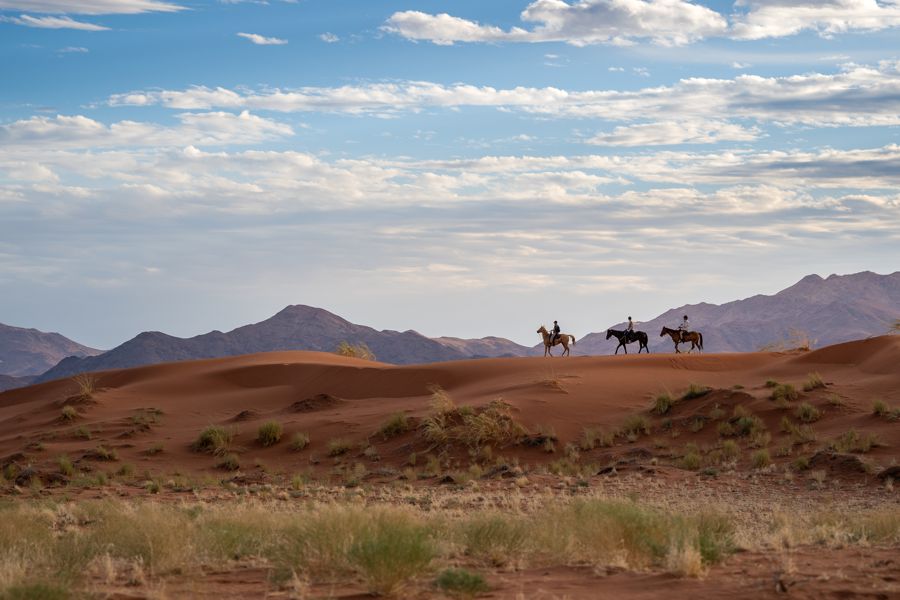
{"left": 0, "top": 483, "right": 897, "bottom": 599}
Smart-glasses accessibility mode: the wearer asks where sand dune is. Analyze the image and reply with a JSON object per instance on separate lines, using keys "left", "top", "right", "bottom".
{"left": 1, "top": 336, "right": 897, "bottom": 483}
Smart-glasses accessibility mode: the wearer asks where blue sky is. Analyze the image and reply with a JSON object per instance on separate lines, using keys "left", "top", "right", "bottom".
{"left": 1, "top": 0, "right": 899, "bottom": 349}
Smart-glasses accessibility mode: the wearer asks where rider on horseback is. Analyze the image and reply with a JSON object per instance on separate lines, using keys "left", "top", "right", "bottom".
{"left": 625, "top": 316, "right": 634, "bottom": 343}
{"left": 677, "top": 315, "right": 689, "bottom": 343}
{"left": 551, "top": 320, "right": 561, "bottom": 345}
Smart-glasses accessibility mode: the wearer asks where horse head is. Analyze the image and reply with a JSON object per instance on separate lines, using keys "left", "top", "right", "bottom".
{"left": 606, "top": 329, "right": 613, "bottom": 339}
{"left": 659, "top": 327, "right": 668, "bottom": 337}
{"left": 537, "top": 325, "right": 547, "bottom": 334}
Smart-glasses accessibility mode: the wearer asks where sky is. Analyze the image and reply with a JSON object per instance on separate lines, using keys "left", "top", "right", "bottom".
{"left": 1, "top": 0, "right": 899, "bottom": 349}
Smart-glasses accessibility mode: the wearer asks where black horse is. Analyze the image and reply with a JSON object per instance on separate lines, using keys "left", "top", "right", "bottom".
{"left": 606, "top": 328, "right": 650, "bottom": 354}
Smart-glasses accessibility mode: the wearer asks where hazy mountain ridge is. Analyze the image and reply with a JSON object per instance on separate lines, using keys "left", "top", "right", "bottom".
{"left": 576, "top": 271, "right": 900, "bottom": 355}
{"left": 12, "top": 270, "right": 900, "bottom": 386}
{"left": 0, "top": 323, "right": 101, "bottom": 377}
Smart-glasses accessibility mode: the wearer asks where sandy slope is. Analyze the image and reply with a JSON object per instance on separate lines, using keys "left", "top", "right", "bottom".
{"left": 1, "top": 336, "right": 898, "bottom": 481}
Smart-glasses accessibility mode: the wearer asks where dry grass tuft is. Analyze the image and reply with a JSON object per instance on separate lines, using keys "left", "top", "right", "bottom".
{"left": 770, "top": 383, "right": 798, "bottom": 404}
{"left": 378, "top": 413, "right": 411, "bottom": 439}
{"left": 803, "top": 372, "right": 825, "bottom": 392}
{"left": 256, "top": 421, "right": 283, "bottom": 447}
{"left": 794, "top": 402, "right": 821, "bottom": 423}
{"left": 192, "top": 426, "right": 235, "bottom": 455}
{"left": 829, "top": 429, "right": 882, "bottom": 454}
{"left": 72, "top": 373, "right": 98, "bottom": 399}
{"left": 653, "top": 392, "right": 674, "bottom": 415}
{"left": 289, "top": 432, "right": 310, "bottom": 451}
{"left": 335, "top": 341, "right": 376, "bottom": 361}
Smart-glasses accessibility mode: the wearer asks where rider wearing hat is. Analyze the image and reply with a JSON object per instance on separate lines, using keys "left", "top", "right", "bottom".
{"left": 551, "top": 320, "right": 561, "bottom": 345}
{"left": 677, "top": 314, "right": 689, "bottom": 343}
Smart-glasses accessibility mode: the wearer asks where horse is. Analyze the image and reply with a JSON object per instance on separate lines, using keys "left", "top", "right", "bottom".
{"left": 537, "top": 325, "right": 576, "bottom": 357}
{"left": 660, "top": 326, "right": 703, "bottom": 353}
{"left": 606, "top": 328, "right": 649, "bottom": 354}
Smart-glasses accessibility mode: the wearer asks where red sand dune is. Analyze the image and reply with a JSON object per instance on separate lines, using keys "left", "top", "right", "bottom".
{"left": 1, "top": 336, "right": 898, "bottom": 479}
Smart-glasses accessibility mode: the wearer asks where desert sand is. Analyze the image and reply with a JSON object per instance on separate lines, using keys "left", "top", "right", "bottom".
{"left": 0, "top": 336, "right": 897, "bottom": 598}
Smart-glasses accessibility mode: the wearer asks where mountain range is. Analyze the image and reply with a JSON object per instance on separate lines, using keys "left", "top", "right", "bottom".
{"left": 2, "top": 270, "right": 897, "bottom": 388}
{"left": 0, "top": 323, "right": 101, "bottom": 378}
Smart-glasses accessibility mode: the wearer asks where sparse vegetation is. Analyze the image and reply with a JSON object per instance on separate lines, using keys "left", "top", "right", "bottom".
{"left": 435, "top": 568, "right": 490, "bottom": 597}
{"left": 795, "top": 402, "right": 821, "bottom": 423}
{"left": 72, "top": 372, "right": 98, "bottom": 398}
{"left": 873, "top": 399, "right": 900, "bottom": 421}
{"left": 770, "top": 383, "right": 798, "bottom": 404}
{"left": 829, "top": 429, "right": 882, "bottom": 454}
{"left": 579, "top": 427, "right": 613, "bottom": 450}
{"left": 256, "top": 421, "right": 283, "bottom": 447}
{"left": 803, "top": 372, "right": 825, "bottom": 392}
{"left": 721, "top": 439, "right": 740, "bottom": 461}
{"left": 145, "top": 442, "right": 164, "bottom": 456}
{"left": 653, "top": 392, "right": 674, "bottom": 415}
{"left": 289, "top": 432, "right": 310, "bottom": 451}
{"left": 620, "top": 414, "right": 651, "bottom": 438}
{"left": 216, "top": 453, "right": 240, "bottom": 471}
{"left": 327, "top": 438, "right": 352, "bottom": 457}
{"left": 751, "top": 449, "right": 771, "bottom": 469}
{"left": 335, "top": 341, "right": 376, "bottom": 361}
{"left": 73, "top": 426, "right": 92, "bottom": 440}
{"left": 681, "top": 383, "right": 711, "bottom": 400}
{"left": 60, "top": 405, "right": 78, "bottom": 422}
{"left": 378, "top": 413, "right": 411, "bottom": 439}
{"left": 85, "top": 445, "right": 117, "bottom": 461}
{"left": 57, "top": 455, "right": 74, "bottom": 477}
{"left": 192, "top": 425, "right": 235, "bottom": 455}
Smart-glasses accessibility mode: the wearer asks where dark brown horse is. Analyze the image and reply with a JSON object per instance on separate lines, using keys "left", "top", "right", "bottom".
{"left": 660, "top": 326, "right": 703, "bottom": 353}
{"left": 606, "top": 328, "right": 649, "bottom": 354}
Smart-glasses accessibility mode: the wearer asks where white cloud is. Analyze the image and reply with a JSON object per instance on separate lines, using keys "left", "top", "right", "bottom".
{"left": 731, "top": 0, "right": 900, "bottom": 40}
{"left": 106, "top": 61, "right": 900, "bottom": 128}
{"left": 319, "top": 32, "right": 339, "bottom": 43}
{"left": 0, "top": 0, "right": 183, "bottom": 14}
{"left": 237, "top": 32, "right": 287, "bottom": 45}
{"left": 0, "top": 111, "right": 294, "bottom": 149}
{"left": 587, "top": 120, "right": 760, "bottom": 146}
{"left": 0, "top": 14, "right": 108, "bottom": 30}
{"left": 383, "top": 0, "right": 728, "bottom": 47}
{"left": 58, "top": 46, "right": 90, "bottom": 53}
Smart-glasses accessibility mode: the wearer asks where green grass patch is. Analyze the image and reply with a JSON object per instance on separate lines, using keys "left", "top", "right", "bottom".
{"left": 256, "top": 421, "right": 283, "bottom": 447}
{"left": 192, "top": 425, "right": 235, "bottom": 455}
{"left": 378, "top": 412, "right": 411, "bottom": 439}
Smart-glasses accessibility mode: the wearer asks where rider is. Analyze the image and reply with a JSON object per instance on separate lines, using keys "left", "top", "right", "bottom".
{"left": 625, "top": 316, "right": 634, "bottom": 342}
{"left": 551, "top": 320, "right": 561, "bottom": 345}
{"left": 677, "top": 314, "right": 690, "bottom": 343}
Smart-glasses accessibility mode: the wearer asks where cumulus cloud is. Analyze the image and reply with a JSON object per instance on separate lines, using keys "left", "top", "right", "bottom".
{"left": 586, "top": 120, "right": 761, "bottom": 146}
{"left": 319, "top": 32, "right": 339, "bottom": 43}
{"left": 0, "top": 0, "right": 183, "bottom": 14}
{"left": 383, "top": 0, "right": 728, "bottom": 46}
{"left": 106, "top": 61, "right": 900, "bottom": 128}
{"left": 0, "top": 111, "right": 294, "bottom": 149}
{"left": 237, "top": 32, "right": 287, "bottom": 45}
{"left": 731, "top": 0, "right": 900, "bottom": 40}
{"left": 0, "top": 14, "right": 108, "bottom": 30}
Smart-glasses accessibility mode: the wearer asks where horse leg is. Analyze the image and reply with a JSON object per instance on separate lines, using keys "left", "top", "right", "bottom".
{"left": 562, "top": 342, "right": 570, "bottom": 356}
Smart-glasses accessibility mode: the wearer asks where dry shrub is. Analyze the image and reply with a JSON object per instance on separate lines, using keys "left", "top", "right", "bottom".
{"left": 619, "top": 414, "right": 651, "bottom": 438}
{"left": 829, "top": 429, "right": 882, "bottom": 453}
{"left": 795, "top": 402, "right": 821, "bottom": 423}
{"left": 803, "top": 372, "right": 825, "bottom": 392}
{"left": 257, "top": 421, "right": 283, "bottom": 447}
{"left": 579, "top": 427, "right": 613, "bottom": 450}
{"left": 770, "top": 384, "right": 798, "bottom": 404}
{"left": 192, "top": 426, "right": 235, "bottom": 455}
{"left": 335, "top": 341, "right": 376, "bottom": 361}
{"left": 378, "top": 413, "right": 411, "bottom": 439}
{"left": 653, "top": 392, "right": 674, "bottom": 415}
{"left": 72, "top": 373, "right": 98, "bottom": 399}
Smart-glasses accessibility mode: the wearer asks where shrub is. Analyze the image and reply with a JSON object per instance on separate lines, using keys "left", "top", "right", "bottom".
{"left": 721, "top": 439, "right": 740, "bottom": 461}
{"left": 327, "top": 438, "right": 352, "bottom": 457}
{"left": 873, "top": 399, "right": 888, "bottom": 417}
{"left": 58, "top": 455, "right": 74, "bottom": 477}
{"left": 192, "top": 426, "right": 234, "bottom": 455}
{"left": 85, "top": 445, "right": 117, "bottom": 461}
{"left": 792, "top": 456, "right": 810, "bottom": 471}
{"left": 734, "top": 415, "right": 765, "bottom": 437}
{"left": 795, "top": 402, "right": 821, "bottom": 423}
{"left": 749, "top": 431, "right": 771, "bottom": 449}
{"left": 653, "top": 392, "right": 674, "bottom": 415}
{"left": 73, "top": 427, "right": 92, "bottom": 440}
{"left": 335, "top": 341, "right": 376, "bottom": 361}
{"left": 145, "top": 442, "right": 164, "bottom": 455}
{"left": 579, "top": 427, "right": 613, "bottom": 450}
{"left": 216, "top": 453, "right": 240, "bottom": 471}
{"left": 348, "top": 512, "right": 434, "bottom": 595}
{"left": 72, "top": 372, "right": 98, "bottom": 398}
{"left": 620, "top": 414, "right": 651, "bottom": 437}
{"left": 256, "top": 421, "right": 283, "bottom": 447}
{"left": 829, "top": 429, "right": 882, "bottom": 453}
{"left": 435, "top": 568, "right": 490, "bottom": 597}
{"left": 679, "top": 450, "right": 702, "bottom": 471}
{"left": 765, "top": 379, "right": 779, "bottom": 388}
{"left": 60, "top": 406, "right": 78, "bottom": 422}
{"left": 717, "top": 421, "right": 735, "bottom": 437}
{"left": 751, "top": 449, "right": 771, "bottom": 469}
{"left": 378, "top": 413, "right": 411, "bottom": 439}
{"left": 681, "top": 384, "right": 711, "bottom": 401}
{"left": 803, "top": 372, "right": 825, "bottom": 392}
{"left": 289, "top": 432, "right": 310, "bottom": 451}
{"left": 770, "top": 384, "right": 798, "bottom": 404}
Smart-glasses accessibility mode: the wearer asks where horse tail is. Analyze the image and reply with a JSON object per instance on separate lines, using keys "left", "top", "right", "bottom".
{"left": 571, "top": 335, "right": 576, "bottom": 345}
{"left": 699, "top": 332, "right": 704, "bottom": 350}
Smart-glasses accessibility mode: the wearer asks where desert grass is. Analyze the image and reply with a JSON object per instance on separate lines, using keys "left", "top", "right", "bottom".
{"left": 620, "top": 414, "right": 651, "bottom": 438}
{"left": 829, "top": 429, "right": 883, "bottom": 453}
{"left": 435, "top": 568, "right": 489, "bottom": 597}
{"left": 72, "top": 372, "right": 98, "bottom": 399}
{"left": 378, "top": 413, "right": 412, "bottom": 439}
{"left": 681, "top": 383, "right": 711, "bottom": 401}
{"left": 216, "top": 453, "right": 240, "bottom": 471}
{"left": 60, "top": 405, "right": 78, "bottom": 422}
{"left": 751, "top": 449, "right": 771, "bottom": 469}
{"left": 335, "top": 341, "right": 376, "bottom": 361}
{"left": 256, "top": 421, "right": 283, "bottom": 447}
{"left": 770, "top": 383, "right": 798, "bottom": 404}
{"left": 579, "top": 427, "right": 613, "bottom": 450}
{"left": 289, "top": 432, "right": 310, "bottom": 451}
{"left": 872, "top": 400, "right": 900, "bottom": 421}
{"left": 653, "top": 392, "right": 674, "bottom": 415}
{"left": 795, "top": 402, "right": 822, "bottom": 423}
{"left": 192, "top": 425, "right": 235, "bottom": 455}
{"left": 803, "top": 372, "right": 825, "bottom": 392}
{"left": 327, "top": 438, "right": 352, "bottom": 457}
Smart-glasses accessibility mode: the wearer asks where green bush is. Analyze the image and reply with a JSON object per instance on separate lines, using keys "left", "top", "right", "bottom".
{"left": 770, "top": 383, "right": 798, "bottom": 403}
{"left": 435, "top": 568, "right": 489, "bottom": 597}
{"left": 348, "top": 514, "right": 434, "bottom": 595}
{"left": 192, "top": 425, "right": 234, "bottom": 455}
{"left": 256, "top": 421, "right": 283, "bottom": 447}
{"left": 378, "top": 413, "right": 411, "bottom": 439}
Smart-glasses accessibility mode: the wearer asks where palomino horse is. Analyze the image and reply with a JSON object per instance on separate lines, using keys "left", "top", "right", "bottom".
{"left": 606, "top": 328, "right": 649, "bottom": 354}
{"left": 660, "top": 326, "right": 703, "bottom": 353}
{"left": 537, "top": 325, "right": 576, "bottom": 357}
